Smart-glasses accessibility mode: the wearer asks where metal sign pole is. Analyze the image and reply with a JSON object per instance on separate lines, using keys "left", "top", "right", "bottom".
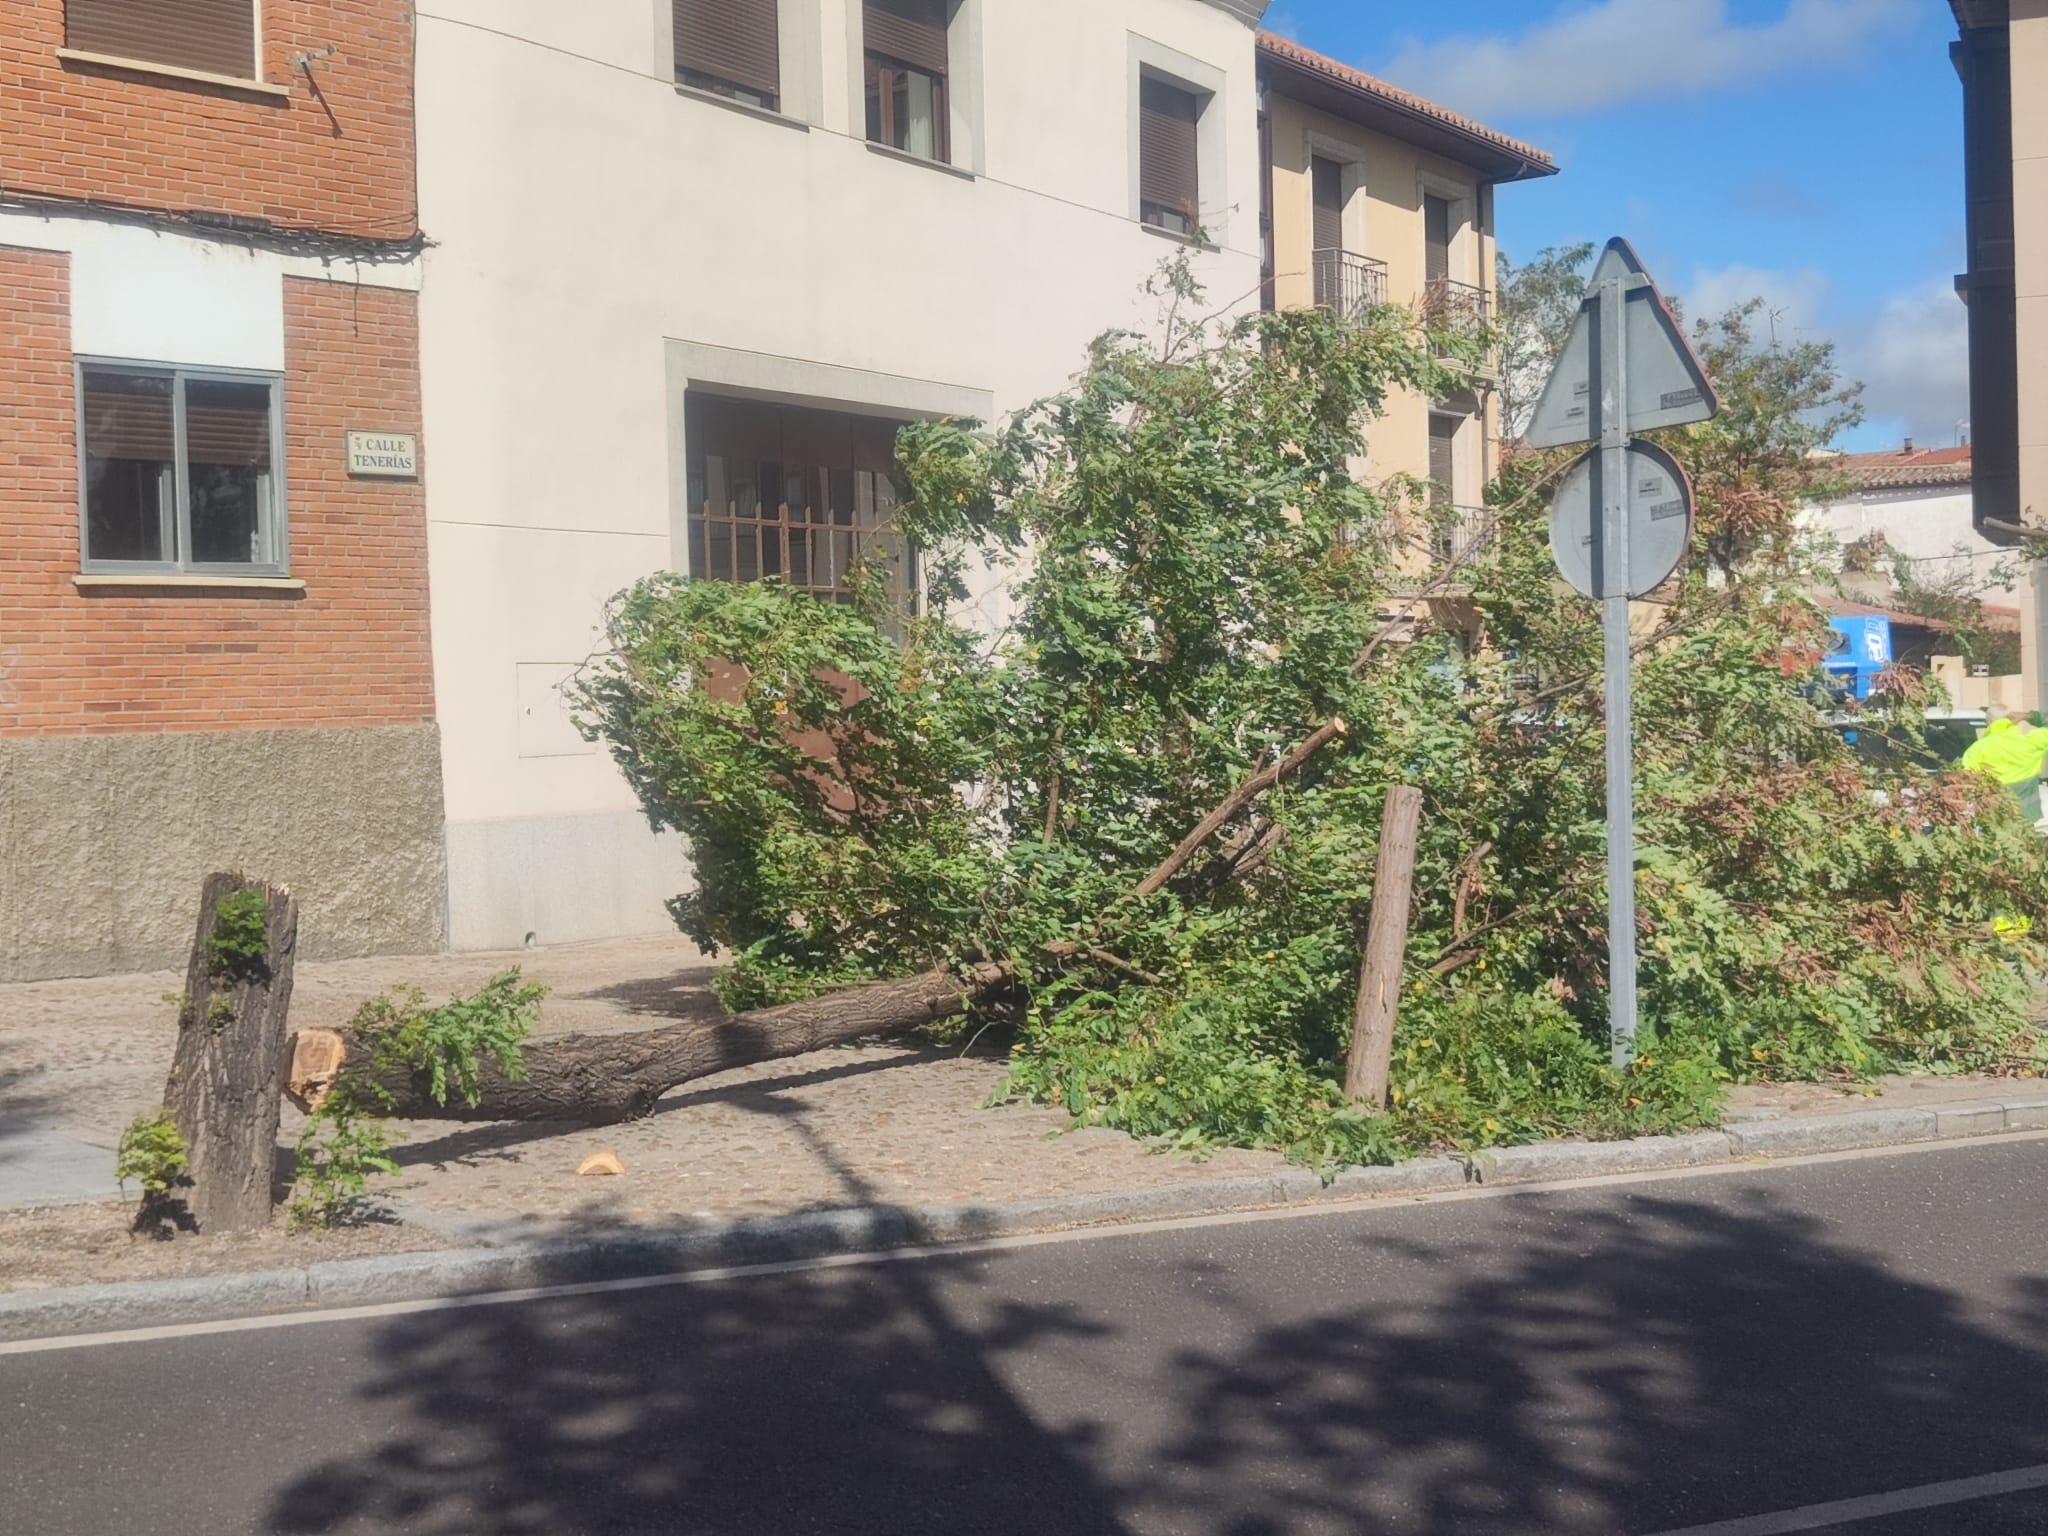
{"left": 1596, "top": 273, "right": 1639, "bottom": 1069}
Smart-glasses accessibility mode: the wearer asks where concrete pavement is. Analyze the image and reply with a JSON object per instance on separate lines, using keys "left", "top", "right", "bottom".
{"left": 4, "top": 1136, "right": 2047, "bottom": 1535}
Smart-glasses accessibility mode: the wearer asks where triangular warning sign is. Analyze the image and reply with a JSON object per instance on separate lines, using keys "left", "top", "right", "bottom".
{"left": 1524, "top": 238, "right": 1719, "bottom": 450}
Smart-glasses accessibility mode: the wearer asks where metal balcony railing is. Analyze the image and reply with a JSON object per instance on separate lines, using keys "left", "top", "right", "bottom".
{"left": 1312, "top": 248, "right": 1389, "bottom": 321}
{"left": 1430, "top": 502, "right": 1493, "bottom": 565}
{"left": 1421, "top": 276, "right": 1490, "bottom": 335}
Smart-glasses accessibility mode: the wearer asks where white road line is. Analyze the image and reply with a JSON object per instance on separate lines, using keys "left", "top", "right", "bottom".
{"left": 1643, "top": 1462, "right": 2048, "bottom": 1534}
{"left": 3, "top": 1129, "right": 2044, "bottom": 1356}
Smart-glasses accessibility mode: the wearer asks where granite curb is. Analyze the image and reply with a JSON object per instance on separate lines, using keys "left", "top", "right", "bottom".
{"left": 6, "top": 1093, "right": 2047, "bottom": 1344}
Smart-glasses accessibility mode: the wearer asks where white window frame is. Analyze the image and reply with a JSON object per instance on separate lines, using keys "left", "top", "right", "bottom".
{"left": 76, "top": 357, "right": 290, "bottom": 578}
{"left": 1128, "top": 34, "right": 1231, "bottom": 246}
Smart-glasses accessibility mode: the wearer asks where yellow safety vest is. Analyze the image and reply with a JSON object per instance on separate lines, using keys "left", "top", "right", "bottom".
{"left": 1961, "top": 719, "right": 2048, "bottom": 786}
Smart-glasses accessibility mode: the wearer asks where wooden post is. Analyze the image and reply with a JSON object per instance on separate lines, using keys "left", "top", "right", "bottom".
{"left": 161, "top": 873, "right": 300, "bottom": 1234}
{"left": 1345, "top": 786, "right": 1423, "bottom": 1110}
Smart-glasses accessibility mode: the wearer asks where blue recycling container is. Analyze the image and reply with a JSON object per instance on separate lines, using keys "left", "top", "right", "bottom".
{"left": 1824, "top": 615, "right": 1892, "bottom": 701}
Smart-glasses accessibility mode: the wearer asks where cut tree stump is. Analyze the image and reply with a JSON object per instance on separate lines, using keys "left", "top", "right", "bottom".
{"left": 161, "top": 873, "right": 299, "bottom": 1234}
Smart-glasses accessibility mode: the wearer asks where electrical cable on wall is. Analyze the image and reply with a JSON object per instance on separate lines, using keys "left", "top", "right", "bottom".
{"left": 0, "top": 187, "right": 426, "bottom": 264}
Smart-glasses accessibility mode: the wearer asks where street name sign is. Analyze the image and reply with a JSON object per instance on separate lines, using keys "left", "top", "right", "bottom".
{"left": 1534, "top": 238, "right": 1719, "bottom": 1069}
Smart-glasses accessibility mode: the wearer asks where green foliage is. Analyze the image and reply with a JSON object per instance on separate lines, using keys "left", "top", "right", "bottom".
{"left": 289, "top": 1078, "right": 399, "bottom": 1232}
{"left": 1496, "top": 242, "right": 1595, "bottom": 438}
{"left": 569, "top": 570, "right": 1002, "bottom": 1011}
{"left": 574, "top": 256, "right": 2048, "bottom": 1168}
{"left": 206, "top": 887, "right": 270, "bottom": 980}
{"left": 115, "top": 1110, "right": 188, "bottom": 1197}
{"left": 352, "top": 969, "right": 545, "bottom": 1108}
{"left": 288, "top": 970, "right": 544, "bottom": 1230}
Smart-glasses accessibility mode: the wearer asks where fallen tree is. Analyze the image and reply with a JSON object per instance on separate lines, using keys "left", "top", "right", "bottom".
{"left": 287, "top": 722, "right": 1347, "bottom": 1123}
{"left": 289, "top": 961, "right": 1013, "bottom": 1123}
{"left": 296, "top": 264, "right": 2048, "bottom": 1167}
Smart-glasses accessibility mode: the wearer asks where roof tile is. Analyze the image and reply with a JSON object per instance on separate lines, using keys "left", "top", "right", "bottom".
{"left": 1255, "top": 31, "right": 1556, "bottom": 173}
{"left": 1835, "top": 446, "right": 1974, "bottom": 490}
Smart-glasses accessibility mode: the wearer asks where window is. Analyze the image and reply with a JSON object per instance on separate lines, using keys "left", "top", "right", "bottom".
{"left": 685, "top": 396, "right": 916, "bottom": 613}
{"left": 79, "top": 362, "right": 286, "bottom": 574}
{"left": 1423, "top": 193, "right": 1453, "bottom": 285}
{"left": 1312, "top": 155, "right": 1345, "bottom": 258}
{"left": 1427, "top": 411, "right": 1467, "bottom": 560}
{"left": 64, "top": 0, "right": 259, "bottom": 79}
{"left": 864, "top": 0, "right": 949, "bottom": 162}
{"left": 674, "top": 0, "right": 780, "bottom": 110}
{"left": 1139, "top": 75, "right": 1201, "bottom": 235}
{"left": 1427, "top": 413, "right": 1459, "bottom": 509}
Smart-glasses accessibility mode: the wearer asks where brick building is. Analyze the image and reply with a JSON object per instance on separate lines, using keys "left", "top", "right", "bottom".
{"left": 0, "top": 0, "right": 444, "bottom": 979}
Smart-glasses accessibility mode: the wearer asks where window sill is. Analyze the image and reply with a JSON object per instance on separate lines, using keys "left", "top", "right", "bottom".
{"left": 1140, "top": 222, "right": 1218, "bottom": 252}
{"left": 863, "top": 141, "right": 976, "bottom": 181}
{"left": 55, "top": 48, "right": 290, "bottom": 98}
{"left": 74, "top": 574, "right": 304, "bottom": 592}
{"left": 673, "top": 82, "right": 809, "bottom": 132}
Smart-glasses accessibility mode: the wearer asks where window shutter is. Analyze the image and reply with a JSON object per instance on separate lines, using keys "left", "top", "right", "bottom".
{"left": 864, "top": 0, "right": 948, "bottom": 75}
{"left": 1424, "top": 195, "right": 1452, "bottom": 284}
{"left": 185, "top": 381, "right": 273, "bottom": 467}
{"left": 1312, "top": 157, "right": 1344, "bottom": 253}
{"left": 1140, "top": 77, "right": 1200, "bottom": 220}
{"left": 1428, "top": 415, "right": 1458, "bottom": 504}
{"left": 675, "top": 0, "right": 780, "bottom": 99}
{"left": 65, "top": 0, "right": 257, "bottom": 79}
{"left": 82, "top": 376, "right": 174, "bottom": 462}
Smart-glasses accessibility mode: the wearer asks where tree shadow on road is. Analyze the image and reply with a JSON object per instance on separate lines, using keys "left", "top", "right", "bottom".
{"left": 261, "top": 1167, "right": 2048, "bottom": 1535}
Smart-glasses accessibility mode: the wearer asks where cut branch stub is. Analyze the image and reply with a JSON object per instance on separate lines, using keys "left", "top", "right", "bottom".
{"left": 1345, "top": 786, "right": 1424, "bottom": 1111}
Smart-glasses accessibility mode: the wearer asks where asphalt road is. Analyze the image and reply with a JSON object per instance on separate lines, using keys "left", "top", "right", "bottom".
{"left": 5, "top": 1138, "right": 2048, "bottom": 1536}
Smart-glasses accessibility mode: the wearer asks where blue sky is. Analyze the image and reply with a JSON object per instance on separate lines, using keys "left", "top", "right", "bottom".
{"left": 1264, "top": 0, "right": 1966, "bottom": 453}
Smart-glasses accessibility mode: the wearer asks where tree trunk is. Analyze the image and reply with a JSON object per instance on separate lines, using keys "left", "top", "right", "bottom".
{"left": 162, "top": 874, "right": 299, "bottom": 1234}
{"left": 1345, "top": 786, "right": 1423, "bottom": 1110}
{"left": 289, "top": 962, "right": 1013, "bottom": 1124}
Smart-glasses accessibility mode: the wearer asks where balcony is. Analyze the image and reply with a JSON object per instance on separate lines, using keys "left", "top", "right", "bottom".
{"left": 1421, "top": 277, "right": 1494, "bottom": 374}
{"left": 1421, "top": 276, "right": 1489, "bottom": 334}
{"left": 1429, "top": 502, "right": 1492, "bottom": 566}
{"left": 1313, "top": 248, "right": 1389, "bottom": 322}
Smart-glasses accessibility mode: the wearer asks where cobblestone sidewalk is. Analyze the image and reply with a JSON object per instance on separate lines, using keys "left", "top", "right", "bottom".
{"left": 1, "top": 934, "right": 2036, "bottom": 1235}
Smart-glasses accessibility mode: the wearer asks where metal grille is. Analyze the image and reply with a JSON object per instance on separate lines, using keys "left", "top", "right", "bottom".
{"left": 685, "top": 397, "right": 915, "bottom": 617}
{"left": 1312, "top": 249, "right": 1388, "bottom": 320}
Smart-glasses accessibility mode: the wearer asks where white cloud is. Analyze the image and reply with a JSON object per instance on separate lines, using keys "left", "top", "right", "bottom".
{"left": 1379, "top": 0, "right": 1914, "bottom": 119}
{"left": 1678, "top": 263, "right": 1833, "bottom": 337}
{"left": 1676, "top": 265, "right": 1969, "bottom": 449}
{"left": 1852, "top": 278, "right": 1971, "bottom": 448}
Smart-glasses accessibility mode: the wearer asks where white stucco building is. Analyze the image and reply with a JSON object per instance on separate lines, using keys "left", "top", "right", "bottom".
{"left": 1804, "top": 445, "right": 2013, "bottom": 600}
{"left": 413, "top": 0, "right": 1270, "bottom": 950}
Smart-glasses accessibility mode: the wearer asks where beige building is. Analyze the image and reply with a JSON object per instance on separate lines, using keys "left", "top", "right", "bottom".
{"left": 1255, "top": 33, "right": 1556, "bottom": 536}
{"left": 1952, "top": 0, "right": 2048, "bottom": 705}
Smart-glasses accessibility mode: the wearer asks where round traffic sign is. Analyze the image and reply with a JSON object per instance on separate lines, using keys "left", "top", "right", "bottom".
{"left": 1547, "top": 440, "right": 1693, "bottom": 599}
